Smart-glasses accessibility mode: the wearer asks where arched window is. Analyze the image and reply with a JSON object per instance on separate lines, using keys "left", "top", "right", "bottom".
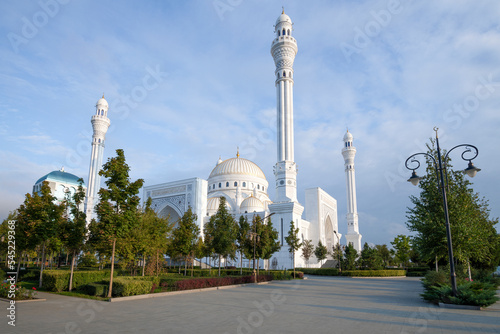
{"left": 282, "top": 28, "right": 285, "bottom": 36}
{"left": 243, "top": 182, "right": 246, "bottom": 187}
{"left": 257, "top": 184, "right": 260, "bottom": 190}
{"left": 226, "top": 182, "right": 229, "bottom": 187}
{"left": 213, "top": 184, "right": 215, "bottom": 189}
{"left": 234, "top": 182, "right": 238, "bottom": 187}
{"left": 287, "top": 29, "right": 290, "bottom": 36}
{"left": 98, "top": 139, "right": 101, "bottom": 143}
{"left": 219, "top": 183, "right": 222, "bottom": 188}
{"left": 283, "top": 71, "right": 286, "bottom": 77}
{"left": 262, "top": 186, "right": 265, "bottom": 191}
{"left": 278, "top": 30, "right": 280, "bottom": 36}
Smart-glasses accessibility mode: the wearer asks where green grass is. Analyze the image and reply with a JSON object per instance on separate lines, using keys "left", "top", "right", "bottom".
{"left": 56, "top": 291, "right": 109, "bottom": 301}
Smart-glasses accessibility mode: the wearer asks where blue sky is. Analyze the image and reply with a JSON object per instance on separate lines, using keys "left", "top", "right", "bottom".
{"left": 1, "top": 0, "right": 499, "bottom": 246}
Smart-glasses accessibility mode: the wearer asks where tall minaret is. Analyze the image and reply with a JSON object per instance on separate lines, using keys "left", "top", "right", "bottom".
{"left": 84, "top": 95, "right": 110, "bottom": 225}
{"left": 271, "top": 9, "right": 298, "bottom": 203}
{"left": 342, "top": 130, "right": 362, "bottom": 252}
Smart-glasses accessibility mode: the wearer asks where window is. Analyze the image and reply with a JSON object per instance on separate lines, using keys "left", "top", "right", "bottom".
{"left": 287, "top": 29, "right": 290, "bottom": 36}
{"left": 282, "top": 28, "right": 285, "bottom": 36}
{"left": 234, "top": 182, "right": 238, "bottom": 187}
{"left": 257, "top": 184, "right": 260, "bottom": 190}
{"left": 278, "top": 30, "right": 280, "bottom": 36}
{"left": 226, "top": 182, "right": 229, "bottom": 187}
{"left": 283, "top": 71, "right": 286, "bottom": 77}
{"left": 289, "top": 71, "right": 292, "bottom": 77}
{"left": 262, "top": 186, "right": 265, "bottom": 191}
{"left": 219, "top": 183, "right": 221, "bottom": 188}
{"left": 243, "top": 182, "right": 246, "bottom": 187}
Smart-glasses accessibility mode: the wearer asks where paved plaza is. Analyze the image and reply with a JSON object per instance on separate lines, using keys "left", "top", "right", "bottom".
{"left": 2, "top": 276, "right": 499, "bottom": 334}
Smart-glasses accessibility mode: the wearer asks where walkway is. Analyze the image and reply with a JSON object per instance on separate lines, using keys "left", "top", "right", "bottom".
{"left": 2, "top": 276, "right": 499, "bottom": 333}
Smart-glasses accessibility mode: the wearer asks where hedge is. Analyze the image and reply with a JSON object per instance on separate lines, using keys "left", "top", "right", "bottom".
{"left": 79, "top": 283, "right": 109, "bottom": 297}
{"left": 101, "top": 277, "right": 154, "bottom": 297}
{"left": 172, "top": 275, "right": 273, "bottom": 291}
{"left": 341, "top": 270, "right": 406, "bottom": 277}
{"left": 299, "top": 268, "right": 339, "bottom": 276}
{"left": 42, "top": 270, "right": 115, "bottom": 292}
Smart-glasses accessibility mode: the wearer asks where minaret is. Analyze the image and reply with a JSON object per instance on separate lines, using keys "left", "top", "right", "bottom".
{"left": 84, "top": 95, "right": 111, "bottom": 225}
{"left": 342, "top": 130, "right": 362, "bottom": 252}
{"left": 271, "top": 9, "right": 298, "bottom": 203}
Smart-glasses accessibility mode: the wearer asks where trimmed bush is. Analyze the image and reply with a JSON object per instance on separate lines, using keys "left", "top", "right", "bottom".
{"left": 101, "top": 277, "right": 154, "bottom": 297}
{"left": 79, "top": 283, "right": 108, "bottom": 297}
{"left": 298, "top": 268, "right": 340, "bottom": 276}
{"left": 421, "top": 281, "right": 499, "bottom": 307}
{"left": 42, "top": 270, "right": 114, "bottom": 292}
{"left": 341, "top": 270, "right": 406, "bottom": 277}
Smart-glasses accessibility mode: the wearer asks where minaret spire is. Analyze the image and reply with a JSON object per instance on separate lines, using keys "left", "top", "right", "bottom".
{"left": 84, "top": 95, "right": 111, "bottom": 225}
{"left": 271, "top": 9, "right": 298, "bottom": 202}
{"left": 342, "top": 130, "right": 362, "bottom": 252}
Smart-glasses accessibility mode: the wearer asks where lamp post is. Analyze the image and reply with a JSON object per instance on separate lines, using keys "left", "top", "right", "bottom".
{"left": 333, "top": 230, "right": 342, "bottom": 273}
{"left": 405, "top": 127, "right": 480, "bottom": 296}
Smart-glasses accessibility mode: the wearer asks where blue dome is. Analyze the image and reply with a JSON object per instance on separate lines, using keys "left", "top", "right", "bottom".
{"left": 36, "top": 170, "right": 85, "bottom": 187}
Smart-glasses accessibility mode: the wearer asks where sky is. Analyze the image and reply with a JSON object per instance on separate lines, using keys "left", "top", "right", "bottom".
{"left": 1, "top": 0, "right": 499, "bottom": 247}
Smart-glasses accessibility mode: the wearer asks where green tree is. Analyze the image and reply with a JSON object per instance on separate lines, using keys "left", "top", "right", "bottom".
{"left": 359, "top": 242, "right": 383, "bottom": 269}
{"left": 206, "top": 197, "right": 238, "bottom": 276}
{"left": 331, "top": 242, "right": 343, "bottom": 271}
{"left": 301, "top": 240, "right": 314, "bottom": 267}
{"left": 406, "top": 141, "right": 499, "bottom": 270}
{"left": 256, "top": 215, "right": 280, "bottom": 273}
{"left": 94, "top": 149, "right": 144, "bottom": 297}
{"left": 391, "top": 235, "right": 411, "bottom": 268}
{"left": 343, "top": 243, "right": 357, "bottom": 270}
{"left": 284, "top": 221, "right": 302, "bottom": 278}
{"left": 374, "top": 244, "right": 392, "bottom": 267}
{"left": 236, "top": 215, "right": 251, "bottom": 275}
{"left": 314, "top": 240, "right": 328, "bottom": 265}
{"left": 170, "top": 207, "right": 199, "bottom": 276}
{"left": 60, "top": 179, "right": 87, "bottom": 291}
{"left": 16, "top": 181, "right": 65, "bottom": 287}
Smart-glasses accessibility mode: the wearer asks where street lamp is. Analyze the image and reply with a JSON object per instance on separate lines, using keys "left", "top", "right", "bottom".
{"left": 333, "top": 230, "right": 342, "bottom": 273}
{"left": 405, "top": 127, "right": 480, "bottom": 296}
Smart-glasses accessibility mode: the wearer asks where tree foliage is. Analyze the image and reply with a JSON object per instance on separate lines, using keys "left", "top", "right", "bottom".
{"left": 406, "top": 141, "right": 499, "bottom": 270}
{"left": 314, "top": 240, "right": 328, "bottom": 263}
{"left": 284, "top": 221, "right": 302, "bottom": 277}
{"left": 301, "top": 239, "right": 314, "bottom": 267}
{"left": 391, "top": 235, "right": 411, "bottom": 268}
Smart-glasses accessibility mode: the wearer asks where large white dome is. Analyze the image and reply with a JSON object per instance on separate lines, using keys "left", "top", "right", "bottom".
{"left": 209, "top": 155, "right": 266, "bottom": 180}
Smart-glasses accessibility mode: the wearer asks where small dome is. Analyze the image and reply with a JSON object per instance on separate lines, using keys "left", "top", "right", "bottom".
{"left": 36, "top": 170, "right": 85, "bottom": 187}
{"left": 343, "top": 130, "right": 353, "bottom": 142}
{"left": 207, "top": 196, "right": 231, "bottom": 213}
{"left": 96, "top": 95, "right": 108, "bottom": 108}
{"left": 209, "top": 155, "right": 266, "bottom": 180}
{"left": 276, "top": 11, "right": 292, "bottom": 25}
{"left": 240, "top": 196, "right": 264, "bottom": 213}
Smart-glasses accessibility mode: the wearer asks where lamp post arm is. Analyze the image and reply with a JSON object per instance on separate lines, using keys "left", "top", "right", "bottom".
{"left": 443, "top": 144, "right": 479, "bottom": 164}
{"left": 405, "top": 152, "right": 438, "bottom": 174}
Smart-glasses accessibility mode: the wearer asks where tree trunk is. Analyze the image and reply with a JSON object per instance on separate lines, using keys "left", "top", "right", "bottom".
{"left": 435, "top": 255, "right": 438, "bottom": 272}
{"left": 69, "top": 250, "right": 76, "bottom": 291}
{"left": 240, "top": 251, "right": 243, "bottom": 275}
{"left": 293, "top": 250, "right": 296, "bottom": 279}
{"left": 142, "top": 254, "right": 146, "bottom": 276}
{"left": 39, "top": 242, "right": 46, "bottom": 288}
{"left": 257, "top": 258, "right": 260, "bottom": 277}
{"left": 184, "top": 256, "right": 187, "bottom": 276}
{"left": 156, "top": 250, "right": 159, "bottom": 276}
{"left": 218, "top": 254, "right": 221, "bottom": 277}
{"left": 107, "top": 238, "right": 116, "bottom": 298}
{"left": 65, "top": 252, "right": 69, "bottom": 266}
{"left": 467, "top": 259, "right": 472, "bottom": 281}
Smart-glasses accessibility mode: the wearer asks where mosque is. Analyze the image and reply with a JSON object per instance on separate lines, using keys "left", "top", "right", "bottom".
{"left": 34, "top": 11, "right": 362, "bottom": 269}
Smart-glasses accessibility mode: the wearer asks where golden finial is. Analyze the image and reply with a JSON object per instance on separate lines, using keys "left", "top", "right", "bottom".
{"left": 282, "top": 6, "right": 285, "bottom": 14}
{"left": 236, "top": 147, "right": 240, "bottom": 158}
{"left": 102, "top": 93, "right": 105, "bottom": 98}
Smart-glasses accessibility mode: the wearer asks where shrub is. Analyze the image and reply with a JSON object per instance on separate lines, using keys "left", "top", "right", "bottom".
{"left": 79, "top": 283, "right": 108, "bottom": 297}
{"left": 298, "top": 268, "right": 340, "bottom": 276}
{"left": 421, "top": 281, "right": 499, "bottom": 307}
{"left": 42, "top": 270, "right": 114, "bottom": 292}
{"left": 421, "top": 270, "right": 449, "bottom": 290}
{"left": 101, "top": 277, "right": 154, "bottom": 297}
{"left": 173, "top": 275, "right": 273, "bottom": 291}
{"left": 341, "top": 270, "right": 405, "bottom": 277}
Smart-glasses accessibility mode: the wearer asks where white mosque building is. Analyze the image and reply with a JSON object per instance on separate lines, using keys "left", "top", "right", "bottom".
{"left": 143, "top": 11, "right": 362, "bottom": 269}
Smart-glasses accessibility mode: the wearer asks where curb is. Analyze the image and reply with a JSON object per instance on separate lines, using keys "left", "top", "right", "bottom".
{"left": 0, "top": 297, "right": 46, "bottom": 303}
{"left": 438, "top": 302, "right": 482, "bottom": 310}
{"left": 108, "top": 281, "right": 270, "bottom": 302}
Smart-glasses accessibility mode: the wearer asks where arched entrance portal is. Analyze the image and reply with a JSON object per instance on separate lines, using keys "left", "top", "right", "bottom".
{"left": 159, "top": 205, "right": 181, "bottom": 227}
{"left": 325, "top": 216, "right": 334, "bottom": 255}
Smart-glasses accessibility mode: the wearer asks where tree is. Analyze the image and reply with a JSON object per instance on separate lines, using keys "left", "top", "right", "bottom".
{"left": 94, "top": 149, "right": 144, "bottom": 297}
{"left": 206, "top": 197, "right": 238, "bottom": 276}
{"left": 391, "top": 235, "right": 411, "bottom": 268}
{"left": 170, "top": 207, "right": 199, "bottom": 276}
{"left": 406, "top": 140, "right": 499, "bottom": 270}
{"left": 16, "top": 181, "right": 65, "bottom": 287}
{"left": 374, "top": 244, "right": 392, "bottom": 267}
{"left": 60, "top": 179, "right": 87, "bottom": 291}
{"left": 359, "top": 243, "right": 383, "bottom": 269}
{"left": 343, "top": 243, "right": 357, "bottom": 270}
{"left": 301, "top": 240, "right": 314, "bottom": 267}
{"left": 284, "top": 221, "right": 302, "bottom": 278}
{"left": 314, "top": 240, "right": 328, "bottom": 265}
{"left": 331, "top": 242, "right": 343, "bottom": 271}
{"left": 236, "top": 215, "right": 251, "bottom": 275}
{"left": 256, "top": 215, "right": 280, "bottom": 272}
